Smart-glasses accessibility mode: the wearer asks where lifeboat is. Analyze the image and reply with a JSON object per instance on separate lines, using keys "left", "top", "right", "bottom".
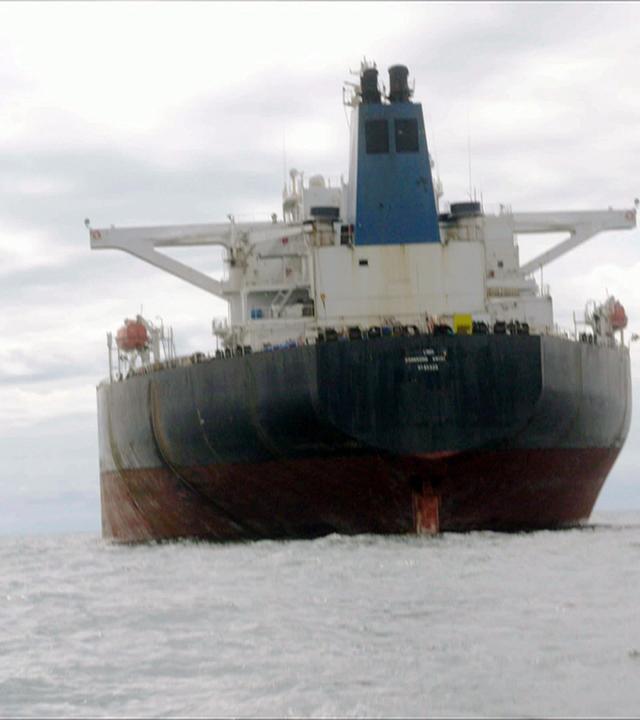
{"left": 610, "top": 300, "right": 628, "bottom": 330}
{"left": 116, "top": 319, "right": 149, "bottom": 351}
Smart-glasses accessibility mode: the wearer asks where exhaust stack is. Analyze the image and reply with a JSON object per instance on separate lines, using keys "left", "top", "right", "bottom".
{"left": 360, "top": 67, "right": 381, "bottom": 104}
{"left": 388, "top": 65, "right": 411, "bottom": 103}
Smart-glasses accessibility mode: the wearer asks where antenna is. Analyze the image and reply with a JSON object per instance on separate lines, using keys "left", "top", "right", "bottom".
{"left": 282, "top": 125, "right": 287, "bottom": 190}
{"left": 467, "top": 112, "right": 473, "bottom": 201}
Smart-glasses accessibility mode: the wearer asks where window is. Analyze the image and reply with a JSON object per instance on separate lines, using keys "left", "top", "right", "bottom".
{"left": 365, "top": 120, "right": 389, "bottom": 154}
{"left": 310, "top": 206, "right": 340, "bottom": 220}
{"left": 395, "top": 118, "right": 419, "bottom": 152}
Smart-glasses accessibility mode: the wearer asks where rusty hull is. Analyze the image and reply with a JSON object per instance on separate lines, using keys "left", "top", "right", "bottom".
{"left": 96, "top": 334, "right": 631, "bottom": 542}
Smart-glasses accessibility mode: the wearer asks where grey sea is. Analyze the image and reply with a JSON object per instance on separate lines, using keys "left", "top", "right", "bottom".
{"left": 1, "top": 511, "right": 640, "bottom": 718}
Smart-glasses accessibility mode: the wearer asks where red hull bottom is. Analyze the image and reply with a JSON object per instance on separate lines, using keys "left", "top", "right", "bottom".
{"left": 100, "top": 448, "right": 620, "bottom": 542}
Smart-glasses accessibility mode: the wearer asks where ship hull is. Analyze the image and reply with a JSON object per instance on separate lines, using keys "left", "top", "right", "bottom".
{"left": 97, "top": 335, "right": 631, "bottom": 542}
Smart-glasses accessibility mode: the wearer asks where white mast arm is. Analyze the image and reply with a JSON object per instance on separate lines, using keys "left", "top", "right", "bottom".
{"left": 88, "top": 220, "right": 304, "bottom": 299}
{"left": 514, "top": 208, "right": 636, "bottom": 276}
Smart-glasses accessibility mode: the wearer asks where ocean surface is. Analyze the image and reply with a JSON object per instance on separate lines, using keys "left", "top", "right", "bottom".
{"left": 1, "top": 512, "right": 640, "bottom": 718}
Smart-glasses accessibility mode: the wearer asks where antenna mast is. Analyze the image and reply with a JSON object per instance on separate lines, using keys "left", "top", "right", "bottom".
{"left": 467, "top": 113, "right": 472, "bottom": 201}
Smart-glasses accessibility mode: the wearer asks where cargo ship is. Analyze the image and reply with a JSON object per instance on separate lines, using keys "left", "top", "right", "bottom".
{"left": 88, "top": 61, "right": 636, "bottom": 542}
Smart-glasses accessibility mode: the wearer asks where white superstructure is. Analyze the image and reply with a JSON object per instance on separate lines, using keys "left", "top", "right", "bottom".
{"left": 88, "top": 62, "right": 637, "bottom": 353}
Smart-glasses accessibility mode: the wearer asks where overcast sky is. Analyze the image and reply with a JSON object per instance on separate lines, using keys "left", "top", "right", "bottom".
{"left": 1, "top": 1, "right": 639, "bottom": 535}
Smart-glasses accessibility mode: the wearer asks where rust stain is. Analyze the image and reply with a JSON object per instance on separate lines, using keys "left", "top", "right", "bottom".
{"left": 413, "top": 485, "right": 440, "bottom": 535}
{"left": 147, "top": 379, "right": 250, "bottom": 536}
{"left": 104, "top": 390, "right": 153, "bottom": 539}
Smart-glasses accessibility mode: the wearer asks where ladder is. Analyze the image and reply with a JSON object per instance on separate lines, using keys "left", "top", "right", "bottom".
{"left": 270, "top": 287, "right": 295, "bottom": 318}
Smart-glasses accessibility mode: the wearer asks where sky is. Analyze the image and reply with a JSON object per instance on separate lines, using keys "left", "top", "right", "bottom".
{"left": 1, "top": 1, "right": 639, "bottom": 535}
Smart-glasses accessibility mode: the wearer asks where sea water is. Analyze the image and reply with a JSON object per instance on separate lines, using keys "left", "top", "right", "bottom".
{"left": 1, "top": 511, "right": 639, "bottom": 718}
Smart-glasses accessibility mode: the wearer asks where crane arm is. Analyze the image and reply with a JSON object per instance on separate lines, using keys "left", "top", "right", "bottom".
{"left": 88, "top": 219, "right": 304, "bottom": 299}
{"left": 514, "top": 208, "right": 636, "bottom": 276}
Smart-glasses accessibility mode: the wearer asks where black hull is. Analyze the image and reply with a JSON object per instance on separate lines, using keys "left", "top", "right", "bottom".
{"left": 97, "top": 335, "right": 631, "bottom": 541}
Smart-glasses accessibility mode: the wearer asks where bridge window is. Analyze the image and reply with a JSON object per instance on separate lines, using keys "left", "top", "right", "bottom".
{"left": 365, "top": 119, "right": 389, "bottom": 154}
{"left": 310, "top": 206, "right": 340, "bottom": 221}
{"left": 395, "top": 118, "right": 419, "bottom": 152}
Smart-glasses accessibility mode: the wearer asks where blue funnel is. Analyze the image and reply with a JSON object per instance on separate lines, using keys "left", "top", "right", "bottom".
{"left": 354, "top": 65, "right": 440, "bottom": 246}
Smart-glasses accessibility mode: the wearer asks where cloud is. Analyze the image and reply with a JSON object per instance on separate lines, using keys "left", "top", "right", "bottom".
{"left": 0, "top": 412, "right": 100, "bottom": 535}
